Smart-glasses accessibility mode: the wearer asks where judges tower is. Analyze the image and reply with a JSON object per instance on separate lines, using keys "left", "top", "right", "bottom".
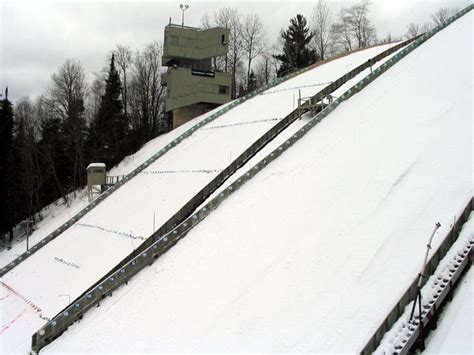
{"left": 162, "top": 22, "right": 231, "bottom": 129}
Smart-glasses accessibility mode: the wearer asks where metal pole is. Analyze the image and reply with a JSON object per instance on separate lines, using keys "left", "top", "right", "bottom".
{"left": 180, "top": 4, "right": 188, "bottom": 27}
{"left": 298, "top": 89, "right": 301, "bottom": 119}
{"left": 130, "top": 231, "right": 136, "bottom": 259}
{"left": 417, "top": 222, "right": 441, "bottom": 288}
{"left": 409, "top": 222, "right": 441, "bottom": 322}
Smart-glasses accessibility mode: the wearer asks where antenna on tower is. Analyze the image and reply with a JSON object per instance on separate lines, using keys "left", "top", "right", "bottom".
{"left": 180, "top": 4, "right": 189, "bottom": 27}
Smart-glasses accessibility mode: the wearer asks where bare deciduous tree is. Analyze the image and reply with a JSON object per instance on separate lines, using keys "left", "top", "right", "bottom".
{"left": 346, "top": 0, "right": 376, "bottom": 48}
{"left": 128, "top": 41, "right": 166, "bottom": 144}
{"left": 255, "top": 50, "right": 276, "bottom": 86}
{"left": 201, "top": 8, "right": 244, "bottom": 98}
{"left": 200, "top": 12, "right": 213, "bottom": 29}
{"left": 48, "top": 59, "right": 88, "bottom": 189}
{"left": 49, "top": 59, "right": 87, "bottom": 121}
{"left": 431, "top": 8, "right": 457, "bottom": 26}
{"left": 240, "top": 13, "right": 266, "bottom": 90}
{"left": 405, "top": 22, "right": 420, "bottom": 39}
{"left": 14, "top": 98, "right": 42, "bottom": 229}
{"left": 330, "top": 1, "right": 376, "bottom": 52}
{"left": 225, "top": 11, "right": 244, "bottom": 98}
{"left": 214, "top": 7, "right": 239, "bottom": 73}
{"left": 85, "top": 73, "right": 105, "bottom": 124}
{"left": 331, "top": 9, "right": 353, "bottom": 52}
{"left": 114, "top": 44, "right": 133, "bottom": 119}
{"left": 312, "top": 0, "right": 332, "bottom": 60}
{"left": 421, "top": 22, "right": 433, "bottom": 33}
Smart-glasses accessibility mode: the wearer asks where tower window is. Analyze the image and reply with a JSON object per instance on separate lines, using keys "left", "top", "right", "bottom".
{"left": 219, "top": 86, "right": 229, "bottom": 95}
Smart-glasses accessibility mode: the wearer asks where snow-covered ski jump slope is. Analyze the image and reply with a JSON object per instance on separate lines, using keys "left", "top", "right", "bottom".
{"left": 0, "top": 44, "right": 402, "bottom": 353}
{"left": 43, "top": 10, "right": 472, "bottom": 353}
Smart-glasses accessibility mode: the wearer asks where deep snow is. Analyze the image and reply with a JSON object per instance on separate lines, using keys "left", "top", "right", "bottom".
{"left": 0, "top": 40, "right": 402, "bottom": 353}
{"left": 42, "top": 10, "right": 473, "bottom": 354}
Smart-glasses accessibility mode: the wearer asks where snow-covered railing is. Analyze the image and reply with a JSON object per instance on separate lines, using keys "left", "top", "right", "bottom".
{"left": 362, "top": 201, "right": 473, "bottom": 354}
{"left": 377, "top": 213, "right": 473, "bottom": 354}
{"left": 30, "top": 31, "right": 420, "bottom": 353}
{"left": 0, "top": 40, "right": 339, "bottom": 278}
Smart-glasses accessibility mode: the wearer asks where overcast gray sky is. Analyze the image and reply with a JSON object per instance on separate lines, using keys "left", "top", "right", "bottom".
{"left": 0, "top": 0, "right": 471, "bottom": 102}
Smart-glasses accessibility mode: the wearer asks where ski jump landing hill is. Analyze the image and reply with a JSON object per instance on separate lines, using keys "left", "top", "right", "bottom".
{"left": 1, "top": 5, "right": 473, "bottom": 353}
{"left": 0, "top": 31, "right": 410, "bottom": 354}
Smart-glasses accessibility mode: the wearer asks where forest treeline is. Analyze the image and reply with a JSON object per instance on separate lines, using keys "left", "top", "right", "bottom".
{"left": 0, "top": 1, "right": 457, "bottom": 242}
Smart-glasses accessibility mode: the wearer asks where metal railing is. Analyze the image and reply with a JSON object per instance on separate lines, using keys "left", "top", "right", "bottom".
{"left": 30, "top": 32, "right": 421, "bottom": 353}
{"left": 361, "top": 198, "right": 473, "bottom": 354}
{"left": 398, "top": 229, "right": 473, "bottom": 354}
{"left": 105, "top": 175, "right": 125, "bottom": 186}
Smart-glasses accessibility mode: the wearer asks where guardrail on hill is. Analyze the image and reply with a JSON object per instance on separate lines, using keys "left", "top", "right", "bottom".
{"left": 30, "top": 32, "right": 420, "bottom": 353}
{"left": 361, "top": 198, "right": 473, "bottom": 354}
{"left": 398, "top": 215, "right": 473, "bottom": 354}
{"left": 0, "top": 37, "right": 348, "bottom": 277}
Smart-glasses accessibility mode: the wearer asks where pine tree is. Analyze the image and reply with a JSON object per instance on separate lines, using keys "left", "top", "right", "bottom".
{"left": 39, "top": 114, "right": 69, "bottom": 205}
{"left": 0, "top": 88, "right": 15, "bottom": 241}
{"left": 14, "top": 98, "right": 42, "bottom": 235}
{"left": 48, "top": 59, "right": 88, "bottom": 194}
{"left": 89, "top": 54, "right": 127, "bottom": 167}
{"left": 274, "top": 14, "right": 317, "bottom": 77}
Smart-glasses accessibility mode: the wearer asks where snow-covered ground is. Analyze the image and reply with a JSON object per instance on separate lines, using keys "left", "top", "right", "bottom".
{"left": 42, "top": 10, "right": 473, "bottom": 354}
{"left": 424, "top": 267, "right": 473, "bottom": 354}
{"left": 0, "top": 191, "right": 89, "bottom": 268}
{"left": 0, "top": 42, "right": 402, "bottom": 353}
{"left": 0, "top": 106, "right": 220, "bottom": 269}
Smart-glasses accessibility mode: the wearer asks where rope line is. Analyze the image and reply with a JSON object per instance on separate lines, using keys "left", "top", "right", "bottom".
{"left": 38, "top": 314, "right": 51, "bottom": 322}
{"left": 0, "top": 307, "right": 30, "bottom": 335}
{"left": 75, "top": 223, "right": 145, "bottom": 241}
{"left": 202, "top": 117, "right": 282, "bottom": 130}
{"left": 0, "top": 293, "right": 11, "bottom": 301}
{"left": 54, "top": 257, "right": 80, "bottom": 269}
{"left": 142, "top": 169, "right": 223, "bottom": 174}
{"left": 260, "top": 81, "right": 334, "bottom": 95}
{"left": 0, "top": 281, "right": 42, "bottom": 313}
